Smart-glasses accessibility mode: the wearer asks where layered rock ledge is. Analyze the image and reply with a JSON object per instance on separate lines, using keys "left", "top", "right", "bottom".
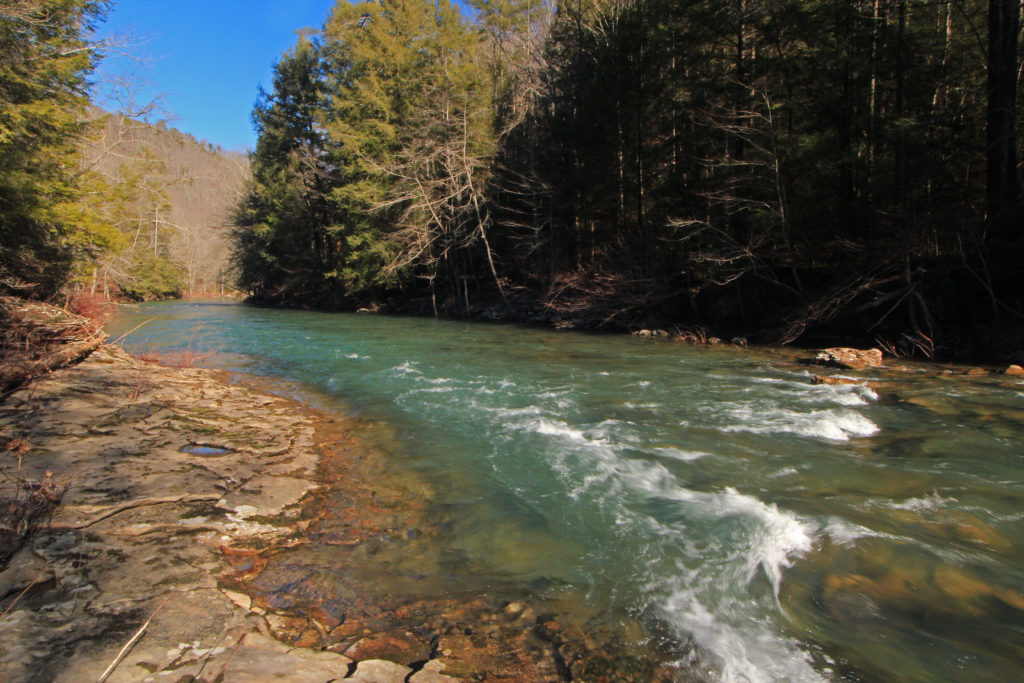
{"left": 0, "top": 345, "right": 432, "bottom": 682}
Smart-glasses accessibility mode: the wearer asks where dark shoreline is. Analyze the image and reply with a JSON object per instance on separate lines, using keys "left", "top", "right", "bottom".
{"left": 235, "top": 294, "right": 1024, "bottom": 376}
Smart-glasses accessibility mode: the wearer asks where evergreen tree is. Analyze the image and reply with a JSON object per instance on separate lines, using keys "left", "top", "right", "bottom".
{"left": 233, "top": 35, "right": 352, "bottom": 306}
{"left": 0, "top": 0, "right": 111, "bottom": 297}
{"left": 233, "top": 0, "right": 1022, "bottom": 355}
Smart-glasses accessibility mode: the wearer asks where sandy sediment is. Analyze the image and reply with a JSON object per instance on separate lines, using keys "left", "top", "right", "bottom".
{"left": 0, "top": 344, "right": 440, "bottom": 682}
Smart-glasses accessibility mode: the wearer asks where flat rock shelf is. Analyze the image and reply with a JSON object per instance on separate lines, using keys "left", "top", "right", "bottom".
{"left": 0, "top": 345, "right": 441, "bottom": 682}
{"left": 0, "top": 345, "right": 664, "bottom": 682}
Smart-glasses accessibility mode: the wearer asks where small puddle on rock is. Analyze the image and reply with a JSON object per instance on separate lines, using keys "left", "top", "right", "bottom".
{"left": 180, "top": 444, "right": 232, "bottom": 456}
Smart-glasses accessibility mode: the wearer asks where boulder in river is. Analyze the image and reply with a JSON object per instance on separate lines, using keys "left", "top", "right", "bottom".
{"left": 633, "top": 329, "right": 669, "bottom": 338}
{"left": 815, "top": 347, "right": 883, "bottom": 370}
{"left": 812, "top": 375, "right": 865, "bottom": 387}
{"left": 1006, "top": 364, "right": 1024, "bottom": 377}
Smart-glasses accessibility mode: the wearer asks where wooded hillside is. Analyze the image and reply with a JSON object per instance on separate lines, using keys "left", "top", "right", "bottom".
{"left": 232, "top": 0, "right": 1022, "bottom": 360}
{"left": 84, "top": 114, "right": 249, "bottom": 298}
{"left": 1, "top": 1, "right": 248, "bottom": 304}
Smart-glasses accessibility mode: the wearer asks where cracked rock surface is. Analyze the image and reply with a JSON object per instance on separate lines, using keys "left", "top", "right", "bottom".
{"left": 0, "top": 345, "right": 415, "bottom": 682}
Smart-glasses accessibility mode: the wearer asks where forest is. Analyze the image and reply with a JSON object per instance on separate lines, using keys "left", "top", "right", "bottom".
{"left": 0, "top": 0, "right": 246, "bottom": 304}
{"left": 84, "top": 115, "right": 249, "bottom": 300}
{"left": 232, "top": 0, "right": 1022, "bottom": 359}
{"left": 1, "top": 0, "right": 1020, "bottom": 359}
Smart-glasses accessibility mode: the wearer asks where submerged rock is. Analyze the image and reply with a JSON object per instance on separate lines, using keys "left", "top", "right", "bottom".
{"left": 811, "top": 375, "right": 865, "bottom": 386}
{"left": 343, "top": 630, "right": 433, "bottom": 666}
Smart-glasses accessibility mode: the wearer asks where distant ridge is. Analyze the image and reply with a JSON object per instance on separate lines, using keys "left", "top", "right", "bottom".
{"left": 85, "top": 111, "right": 250, "bottom": 297}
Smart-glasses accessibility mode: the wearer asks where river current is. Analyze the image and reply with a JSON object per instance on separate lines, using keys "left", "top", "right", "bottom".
{"left": 108, "top": 301, "right": 1024, "bottom": 682}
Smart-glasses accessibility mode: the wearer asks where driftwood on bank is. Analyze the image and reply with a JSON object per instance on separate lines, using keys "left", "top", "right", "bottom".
{"left": 0, "top": 296, "right": 106, "bottom": 396}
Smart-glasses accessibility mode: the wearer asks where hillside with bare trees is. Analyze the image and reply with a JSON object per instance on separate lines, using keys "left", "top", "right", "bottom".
{"left": 82, "top": 113, "right": 249, "bottom": 299}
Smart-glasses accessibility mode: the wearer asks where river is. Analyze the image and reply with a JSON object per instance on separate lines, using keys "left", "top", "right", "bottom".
{"left": 107, "top": 301, "right": 1024, "bottom": 682}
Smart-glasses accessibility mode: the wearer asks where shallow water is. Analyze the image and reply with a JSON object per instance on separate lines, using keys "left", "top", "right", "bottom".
{"left": 108, "top": 301, "right": 1024, "bottom": 681}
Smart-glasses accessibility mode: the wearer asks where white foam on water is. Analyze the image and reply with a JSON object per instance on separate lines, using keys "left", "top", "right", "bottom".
{"left": 891, "top": 491, "right": 959, "bottom": 511}
{"left": 827, "top": 391, "right": 869, "bottom": 406}
{"left": 823, "top": 517, "right": 881, "bottom": 545}
{"left": 477, "top": 404, "right": 544, "bottom": 419}
{"left": 854, "top": 384, "right": 879, "bottom": 401}
{"left": 639, "top": 488, "right": 822, "bottom": 682}
{"left": 419, "top": 376, "right": 457, "bottom": 385}
{"left": 768, "top": 466, "right": 799, "bottom": 478}
{"left": 519, "top": 417, "right": 638, "bottom": 498}
{"left": 721, "top": 404, "right": 880, "bottom": 441}
{"left": 717, "top": 487, "right": 815, "bottom": 593}
{"left": 653, "top": 447, "right": 710, "bottom": 462}
{"left": 522, "top": 419, "right": 822, "bottom": 679}
{"left": 747, "top": 376, "right": 808, "bottom": 386}
{"left": 407, "top": 386, "right": 456, "bottom": 395}
{"left": 821, "top": 383, "right": 879, "bottom": 406}
{"left": 534, "top": 418, "right": 590, "bottom": 443}
{"left": 660, "top": 591, "right": 824, "bottom": 683}
{"left": 535, "top": 389, "right": 577, "bottom": 410}
{"left": 753, "top": 381, "right": 879, "bottom": 407}
{"left": 589, "top": 419, "right": 641, "bottom": 444}
{"left": 466, "top": 381, "right": 833, "bottom": 682}
{"left": 538, "top": 389, "right": 572, "bottom": 399}
{"left": 344, "top": 353, "right": 366, "bottom": 360}
{"left": 477, "top": 395, "right": 827, "bottom": 682}
{"left": 392, "top": 360, "right": 421, "bottom": 375}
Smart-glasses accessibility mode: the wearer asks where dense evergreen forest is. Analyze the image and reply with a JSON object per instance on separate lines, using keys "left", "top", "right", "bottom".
{"left": 1, "top": 1, "right": 1019, "bottom": 358}
{"left": 233, "top": 0, "right": 1022, "bottom": 359}
{"left": 0, "top": 0, "right": 246, "bottom": 304}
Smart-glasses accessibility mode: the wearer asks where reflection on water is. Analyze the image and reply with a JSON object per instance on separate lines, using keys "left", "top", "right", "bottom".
{"left": 109, "top": 301, "right": 1024, "bottom": 682}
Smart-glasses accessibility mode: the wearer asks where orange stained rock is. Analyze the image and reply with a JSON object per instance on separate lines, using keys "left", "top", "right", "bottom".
{"left": 933, "top": 565, "right": 1024, "bottom": 612}
{"left": 942, "top": 519, "right": 1011, "bottom": 549}
{"left": 995, "top": 588, "right": 1024, "bottom": 611}
{"left": 294, "top": 627, "right": 323, "bottom": 649}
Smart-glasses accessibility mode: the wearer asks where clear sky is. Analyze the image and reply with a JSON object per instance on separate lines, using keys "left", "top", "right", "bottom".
{"left": 94, "top": 0, "right": 338, "bottom": 151}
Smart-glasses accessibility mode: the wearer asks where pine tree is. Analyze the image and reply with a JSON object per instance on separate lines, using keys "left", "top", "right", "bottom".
{"left": 234, "top": 36, "right": 344, "bottom": 305}
{"left": 322, "top": 0, "right": 502, "bottom": 312}
{"left": 0, "top": 0, "right": 111, "bottom": 297}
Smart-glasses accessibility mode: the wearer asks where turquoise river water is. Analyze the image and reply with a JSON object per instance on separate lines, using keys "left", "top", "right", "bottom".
{"left": 107, "top": 301, "right": 1024, "bottom": 682}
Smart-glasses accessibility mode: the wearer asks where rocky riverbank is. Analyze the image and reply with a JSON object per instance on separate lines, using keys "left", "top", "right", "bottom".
{"left": 0, "top": 341, "right": 678, "bottom": 682}
{"left": 0, "top": 344, "right": 450, "bottom": 682}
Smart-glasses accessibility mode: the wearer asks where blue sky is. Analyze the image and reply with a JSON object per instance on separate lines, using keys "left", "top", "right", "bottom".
{"left": 95, "top": 0, "right": 338, "bottom": 151}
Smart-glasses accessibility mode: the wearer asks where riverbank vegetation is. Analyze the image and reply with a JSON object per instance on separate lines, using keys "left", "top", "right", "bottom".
{"left": 0, "top": 1, "right": 246, "bottom": 305}
{"left": 232, "top": 0, "right": 1022, "bottom": 360}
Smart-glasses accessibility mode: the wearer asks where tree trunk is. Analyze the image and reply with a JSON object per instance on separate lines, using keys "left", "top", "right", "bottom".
{"left": 986, "top": 0, "right": 1019, "bottom": 246}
